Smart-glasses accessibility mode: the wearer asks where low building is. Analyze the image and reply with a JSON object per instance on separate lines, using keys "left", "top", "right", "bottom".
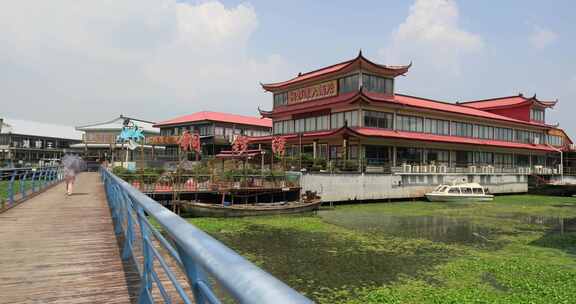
{"left": 151, "top": 111, "right": 272, "bottom": 159}
{"left": 74, "top": 115, "right": 160, "bottom": 163}
{"left": 0, "top": 118, "right": 82, "bottom": 167}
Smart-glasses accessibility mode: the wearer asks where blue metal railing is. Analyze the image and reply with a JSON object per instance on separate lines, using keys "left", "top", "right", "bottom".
{"left": 0, "top": 166, "right": 63, "bottom": 210}
{"left": 100, "top": 167, "right": 313, "bottom": 304}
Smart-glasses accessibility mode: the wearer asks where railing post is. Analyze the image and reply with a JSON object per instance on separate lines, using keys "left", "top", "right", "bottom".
{"left": 31, "top": 170, "right": 37, "bottom": 193}
{"left": 8, "top": 169, "right": 17, "bottom": 205}
{"left": 175, "top": 242, "right": 210, "bottom": 304}
{"left": 20, "top": 171, "right": 28, "bottom": 199}
{"left": 121, "top": 191, "right": 135, "bottom": 260}
{"left": 136, "top": 205, "right": 155, "bottom": 304}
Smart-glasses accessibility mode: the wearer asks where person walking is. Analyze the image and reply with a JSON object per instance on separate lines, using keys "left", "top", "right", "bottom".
{"left": 61, "top": 154, "right": 85, "bottom": 196}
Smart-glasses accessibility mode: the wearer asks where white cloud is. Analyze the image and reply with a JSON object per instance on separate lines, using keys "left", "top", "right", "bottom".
{"left": 381, "top": 0, "right": 483, "bottom": 75}
{"left": 0, "top": 1, "right": 286, "bottom": 124}
{"left": 529, "top": 26, "right": 558, "bottom": 49}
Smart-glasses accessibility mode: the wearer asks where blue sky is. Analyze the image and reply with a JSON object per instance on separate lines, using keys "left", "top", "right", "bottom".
{"left": 1, "top": 0, "right": 574, "bottom": 135}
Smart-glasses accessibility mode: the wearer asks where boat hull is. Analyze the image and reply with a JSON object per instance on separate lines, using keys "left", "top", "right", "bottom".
{"left": 181, "top": 200, "right": 322, "bottom": 217}
{"left": 425, "top": 194, "right": 494, "bottom": 202}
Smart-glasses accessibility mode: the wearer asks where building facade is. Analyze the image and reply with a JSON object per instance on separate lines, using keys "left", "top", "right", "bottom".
{"left": 151, "top": 111, "right": 271, "bottom": 159}
{"left": 75, "top": 115, "right": 160, "bottom": 163}
{"left": 0, "top": 118, "right": 82, "bottom": 167}
{"left": 255, "top": 52, "right": 572, "bottom": 175}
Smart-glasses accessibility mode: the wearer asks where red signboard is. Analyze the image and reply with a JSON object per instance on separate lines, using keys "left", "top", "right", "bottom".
{"left": 287, "top": 80, "right": 337, "bottom": 104}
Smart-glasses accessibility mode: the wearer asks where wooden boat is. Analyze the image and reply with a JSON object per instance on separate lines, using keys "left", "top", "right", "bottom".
{"left": 180, "top": 199, "right": 322, "bottom": 217}
{"left": 425, "top": 183, "right": 494, "bottom": 202}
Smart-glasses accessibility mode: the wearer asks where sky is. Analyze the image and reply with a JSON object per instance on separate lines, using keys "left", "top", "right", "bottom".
{"left": 1, "top": 0, "right": 575, "bottom": 135}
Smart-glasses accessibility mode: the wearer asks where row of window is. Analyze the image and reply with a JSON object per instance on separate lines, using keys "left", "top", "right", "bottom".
{"left": 273, "top": 110, "right": 563, "bottom": 146}
{"left": 274, "top": 73, "right": 394, "bottom": 107}
{"left": 161, "top": 125, "right": 269, "bottom": 137}
{"left": 273, "top": 111, "right": 359, "bottom": 135}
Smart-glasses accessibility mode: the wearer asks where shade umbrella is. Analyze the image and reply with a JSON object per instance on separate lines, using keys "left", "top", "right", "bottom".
{"left": 61, "top": 154, "right": 86, "bottom": 173}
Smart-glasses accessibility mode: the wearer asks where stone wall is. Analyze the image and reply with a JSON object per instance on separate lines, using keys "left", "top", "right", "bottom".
{"left": 300, "top": 173, "right": 528, "bottom": 202}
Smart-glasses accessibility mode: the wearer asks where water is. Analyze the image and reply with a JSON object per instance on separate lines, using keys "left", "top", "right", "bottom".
{"left": 319, "top": 211, "right": 495, "bottom": 245}
{"left": 216, "top": 224, "right": 451, "bottom": 299}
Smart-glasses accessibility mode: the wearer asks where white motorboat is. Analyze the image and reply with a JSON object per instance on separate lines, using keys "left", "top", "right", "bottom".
{"left": 425, "top": 183, "right": 494, "bottom": 202}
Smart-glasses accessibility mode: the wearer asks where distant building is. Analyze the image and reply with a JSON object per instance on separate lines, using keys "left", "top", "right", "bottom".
{"left": 151, "top": 111, "right": 272, "bottom": 158}
{"left": 74, "top": 115, "right": 160, "bottom": 163}
{"left": 0, "top": 118, "right": 82, "bottom": 167}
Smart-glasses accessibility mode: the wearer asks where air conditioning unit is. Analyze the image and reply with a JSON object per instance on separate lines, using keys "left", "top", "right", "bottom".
{"left": 402, "top": 164, "right": 411, "bottom": 173}
{"left": 468, "top": 166, "right": 476, "bottom": 173}
{"left": 412, "top": 165, "right": 420, "bottom": 173}
{"left": 420, "top": 166, "right": 428, "bottom": 173}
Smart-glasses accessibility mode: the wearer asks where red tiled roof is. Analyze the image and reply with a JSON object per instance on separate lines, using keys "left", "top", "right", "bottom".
{"left": 461, "top": 94, "right": 557, "bottom": 110}
{"left": 247, "top": 126, "right": 557, "bottom": 152}
{"left": 261, "top": 52, "right": 411, "bottom": 91}
{"left": 154, "top": 111, "right": 272, "bottom": 128}
{"left": 354, "top": 128, "right": 557, "bottom": 152}
{"left": 388, "top": 93, "right": 549, "bottom": 127}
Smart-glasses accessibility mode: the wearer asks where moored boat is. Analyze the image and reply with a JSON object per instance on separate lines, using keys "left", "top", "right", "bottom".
{"left": 180, "top": 199, "right": 322, "bottom": 217}
{"left": 425, "top": 183, "right": 494, "bottom": 202}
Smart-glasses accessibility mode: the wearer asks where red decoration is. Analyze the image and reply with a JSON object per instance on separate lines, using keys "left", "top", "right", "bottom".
{"left": 271, "top": 136, "right": 286, "bottom": 157}
{"left": 191, "top": 133, "right": 201, "bottom": 154}
{"left": 179, "top": 130, "right": 201, "bottom": 155}
{"left": 178, "top": 130, "right": 192, "bottom": 151}
{"left": 232, "top": 135, "right": 249, "bottom": 154}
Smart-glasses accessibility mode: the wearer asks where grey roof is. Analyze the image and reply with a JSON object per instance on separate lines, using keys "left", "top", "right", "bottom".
{"left": 0, "top": 118, "right": 83, "bottom": 140}
{"left": 76, "top": 115, "right": 159, "bottom": 134}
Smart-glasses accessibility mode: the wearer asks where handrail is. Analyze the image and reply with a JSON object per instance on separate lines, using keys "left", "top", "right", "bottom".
{"left": 100, "top": 167, "right": 312, "bottom": 304}
{"left": 0, "top": 166, "right": 63, "bottom": 210}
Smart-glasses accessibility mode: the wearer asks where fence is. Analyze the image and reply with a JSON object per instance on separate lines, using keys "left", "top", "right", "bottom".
{"left": 100, "top": 167, "right": 312, "bottom": 304}
{"left": 116, "top": 173, "right": 300, "bottom": 193}
{"left": 0, "top": 166, "right": 63, "bottom": 210}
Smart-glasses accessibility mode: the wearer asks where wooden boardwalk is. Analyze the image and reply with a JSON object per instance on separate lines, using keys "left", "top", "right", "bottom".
{"left": 0, "top": 173, "right": 135, "bottom": 304}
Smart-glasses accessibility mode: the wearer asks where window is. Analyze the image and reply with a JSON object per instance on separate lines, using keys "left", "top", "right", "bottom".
{"left": 305, "top": 117, "right": 316, "bottom": 132}
{"left": 427, "top": 150, "right": 449, "bottom": 164}
{"left": 546, "top": 134, "right": 563, "bottom": 146}
{"left": 331, "top": 111, "right": 358, "bottom": 128}
{"left": 397, "top": 147, "right": 422, "bottom": 164}
{"left": 365, "top": 145, "right": 390, "bottom": 165}
{"left": 515, "top": 130, "right": 543, "bottom": 144}
{"left": 318, "top": 144, "right": 328, "bottom": 159}
{"left": 273, "top": 122, "right": 283, "bottom": 134}
{"left": 494, "top": 153, "right": 513, "bottom": 168}
{"left": 214, "top": 127, "right": 224, "bottom": 136}
{"left": 339, "top": 74, "right": 359, "bottom": 94}
{"left": 531, "top": 108, "right": 545, "bottom": 122}
{"left": 494, "top": 127, "right": 513, "bottom": 142}
{"left": 455, "top": 151, "right": 473, "bottom": 167}
{"left": 396, "top": 115, "right": 423, "bottom": 132}
{"left": 294, "top": 118, "right": 305, "bottom": 133}
{"left": 316, "top": 115, "right": 330, "bottom": 130}
{"left": 274, "top": 92, "right": 288, "bottom": 107}
{"left": 451, "top": 121, "right": 473, "bottom": 137}
{"left": 362, "top": 74, "right": 393, "bottom": 94}
{"left": 474, "top": 125, "right": 494, "bottom": 140}
{"left": 364, "top": 111, "right": 393, "bottom": 129}
{"left": 448, "top": 188, "right": 461, "bottom": 194}
{"left": 474, "top": 152, "right": 493, "bottom": 165}
{"left": 423, "top": 118, "right": 450, "bottom": 135}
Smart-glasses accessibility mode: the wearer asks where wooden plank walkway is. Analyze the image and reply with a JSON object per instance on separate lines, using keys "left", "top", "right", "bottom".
{"left": 0, "top": 173, "right": 135, "bottom": 304}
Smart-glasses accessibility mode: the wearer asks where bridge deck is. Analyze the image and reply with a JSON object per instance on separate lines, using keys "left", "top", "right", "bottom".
{"left": 0, "top": 173, "right": 134, "bottom": 304}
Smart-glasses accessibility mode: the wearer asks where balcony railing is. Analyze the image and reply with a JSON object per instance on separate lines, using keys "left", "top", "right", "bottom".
{"left": 0, "top": 166, "right": 63, "bottom": 210}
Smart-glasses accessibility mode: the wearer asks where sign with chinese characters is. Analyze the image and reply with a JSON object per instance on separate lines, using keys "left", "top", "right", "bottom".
{"left": 287, "top": 80, "right": 337, "bottom": 104}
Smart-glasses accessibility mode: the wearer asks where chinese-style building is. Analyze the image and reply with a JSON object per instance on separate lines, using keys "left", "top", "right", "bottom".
{"left": 254, "top": 51, "right": 572, "bottom": 175}
{"left": 151, "top": 111, "right": 272, "bottom": 159}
